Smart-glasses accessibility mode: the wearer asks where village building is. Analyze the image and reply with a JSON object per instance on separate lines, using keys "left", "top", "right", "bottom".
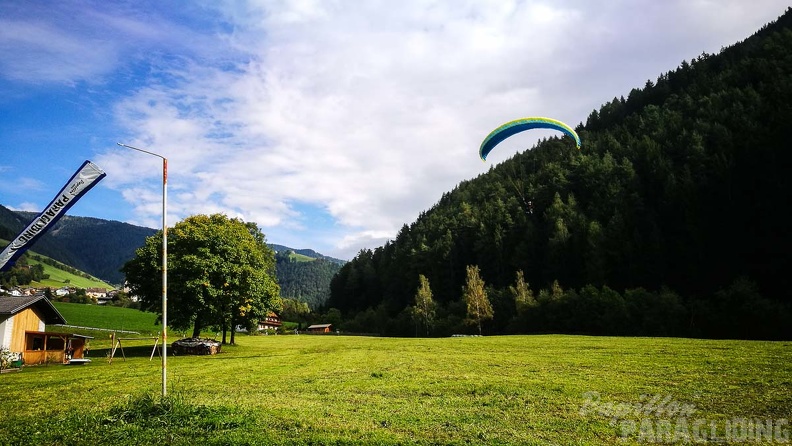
{"left": 85, "top": 287, "right": 107, "bottom": 299}
{"left": 0, "top": 295, "right": 92, "bottom": 365}
{"left": 306, "top": 323, "right": 333, "bottom": 333}
{"left": 258, "top": 312, "right": 282, "bottom": 332}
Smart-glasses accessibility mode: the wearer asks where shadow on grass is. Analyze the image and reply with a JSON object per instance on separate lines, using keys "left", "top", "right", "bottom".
{"left": 93, "top": 345, "right": 163, "bottom": 360}
{"left": 93, "top": 346, "right": 268, "bottom": 360}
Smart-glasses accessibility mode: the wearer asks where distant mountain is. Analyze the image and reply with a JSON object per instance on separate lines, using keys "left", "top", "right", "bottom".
{"left": 1, "top": 205, "right": 344, "bottom": 307}
{"left": 273, "top": 248, "right": 344, "bottom": 310}
{"left": 1, "top": 205, "right": 156, "bottom": 285}
{"left": 0, "top": 205, "right": 77, "bottom": 264}
{"left": 269, "top": 244, "right": 346, "bottom": 265}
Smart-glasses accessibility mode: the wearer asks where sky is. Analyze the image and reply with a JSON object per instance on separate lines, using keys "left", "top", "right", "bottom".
{"left": 0, "top": 1, "right": 788, "bottom": 260}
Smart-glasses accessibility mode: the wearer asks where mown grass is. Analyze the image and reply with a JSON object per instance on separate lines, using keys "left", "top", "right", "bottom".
{"left": 1, "top": 335, "right": 789, "bottom": 445}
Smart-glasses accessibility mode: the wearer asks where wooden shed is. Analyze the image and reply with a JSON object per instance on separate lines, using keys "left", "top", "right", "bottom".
{"left": 22, "top": 331, "right": 93, "bottom": 365}
{"left": 0, "top": 295, "right": 91, "bottom": 365}
{"left": 306, "top": 323, "right": 333, "bottom": 333}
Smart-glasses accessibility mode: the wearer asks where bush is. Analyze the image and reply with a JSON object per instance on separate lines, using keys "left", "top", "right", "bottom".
{"left": 0, "top": 348, "right": 13, "bottom": 370}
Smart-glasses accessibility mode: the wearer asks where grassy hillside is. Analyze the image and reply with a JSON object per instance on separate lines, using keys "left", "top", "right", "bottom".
{"left": 51, "top": 302, "right": 159, "bottom": 336}
{"left": 27, "top": 255, "right": 113, "bottom": 289}
{"left": 11, "top": 209, "right": 156, "bottom": 285}
{"left": 287, "top": 251, "right": 315, "bottom": 262}
{"left": 0, "top": 237, "right": 112, "bottom": 289}
{"left": 1, "top": 335, "right": 789, "bottom": 445}
{"left": 270, "top": 244, "right": 346, "bottom": 264}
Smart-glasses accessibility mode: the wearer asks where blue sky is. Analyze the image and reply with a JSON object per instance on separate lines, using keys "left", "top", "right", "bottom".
{"left": 1, "top": 1, "right": 788, "bottom": 260}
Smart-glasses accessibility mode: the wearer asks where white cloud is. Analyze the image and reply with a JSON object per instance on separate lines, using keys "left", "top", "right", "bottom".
{"left": 0, "top": 2, "right": 237, "bottom": 86}
{"left": 8, "top": 202, "right": 42, "bottom": 213}
{"left": 85, "top": 0, "right": 788, "bottom": 259}
{"left": 0, "top": 177, "right": 47, "bottom": 196}
{"left": 0, "top": 18, "right": 118, "bottom": 84}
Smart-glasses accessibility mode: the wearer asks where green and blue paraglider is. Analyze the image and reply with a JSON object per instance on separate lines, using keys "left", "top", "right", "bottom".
{"left": 479, "top": 117, "right": 581, "bottom": 161}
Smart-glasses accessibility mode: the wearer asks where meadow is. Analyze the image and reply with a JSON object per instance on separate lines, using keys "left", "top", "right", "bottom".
{"left": 1, "top": 333, "right": 790, "bottom": 445}
{"left": 27, "top": 255, "right": 113, "bottom": 289}
{"left": 52, "top": 302, "right": 160, "bottom": 336}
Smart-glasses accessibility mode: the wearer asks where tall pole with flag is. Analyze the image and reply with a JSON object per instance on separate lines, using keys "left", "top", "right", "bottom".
{"left": 117, "top": 143, "right": 168, "bottom": 397}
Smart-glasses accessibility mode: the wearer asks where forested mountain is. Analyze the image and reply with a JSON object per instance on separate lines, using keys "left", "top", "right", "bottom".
{"left": 274, "top": 249, "right": 343, "bottom": 309}
{"left": 326, "top": 9, "right": 792, "bottom": 339}
{"left": 1, "top": 205, "right": 343, "bottom": 306}
{"left": 0, "top": 205, "right": 156, "bottom": 285}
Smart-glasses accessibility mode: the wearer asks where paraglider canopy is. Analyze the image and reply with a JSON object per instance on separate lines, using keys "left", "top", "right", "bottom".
{"left": 479, "top": 117, "right": 581, "bottom": 161}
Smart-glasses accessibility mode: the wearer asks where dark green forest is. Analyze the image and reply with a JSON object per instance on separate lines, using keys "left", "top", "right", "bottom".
{"left": 275, "top": 250, "right": 343, "bottom": 309}
{"left": 325, "top": 9, "right": 792, "bottom": 339}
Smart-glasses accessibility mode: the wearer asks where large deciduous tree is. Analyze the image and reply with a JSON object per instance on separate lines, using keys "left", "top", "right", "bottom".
{"left": 123, "top": 214, "right": 280, "bottom": 343}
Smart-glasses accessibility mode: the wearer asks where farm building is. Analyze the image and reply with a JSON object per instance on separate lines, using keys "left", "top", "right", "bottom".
{"left": 306, "top": 323, "right": 333, "bottom": 333}
{"left": 0, "top": 295, "right": 91, "bottom": 365}
{"left": 258, "top": 312, "right": 282, "bottom": 331}
{"left": 85, "top": 287, "right": 107, "bottom": 299}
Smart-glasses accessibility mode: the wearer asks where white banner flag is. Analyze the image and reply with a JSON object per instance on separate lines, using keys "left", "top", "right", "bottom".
{"left": 0, "top": 160, "right": 106, "bottom": 271}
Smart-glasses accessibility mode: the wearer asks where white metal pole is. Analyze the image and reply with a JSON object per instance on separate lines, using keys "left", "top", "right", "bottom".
{"left": 117, "top": 143, "right": 168, "bottom": 397}
{"left": 161, "top": 157, "right": 167, "bottom": 397}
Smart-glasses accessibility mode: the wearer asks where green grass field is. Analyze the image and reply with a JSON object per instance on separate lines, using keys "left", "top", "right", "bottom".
{"left": 52, "top": 302, "right": 160, "bottom": 336}
{"left": 1, "top": 334, "right": 790, "bottom": 445}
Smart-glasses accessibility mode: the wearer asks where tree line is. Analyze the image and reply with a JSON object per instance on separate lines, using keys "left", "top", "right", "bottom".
{"left": 0, "top": 255, "right": 46, "bottom": 288}
{"left": 31, "top": 255, "right": 96, "bottom": 280}
{"left": 0, "top": 253, "right": 104, "bottom": 289}
{"left": 324, "top": 9, "right": 792, "bottom": 339}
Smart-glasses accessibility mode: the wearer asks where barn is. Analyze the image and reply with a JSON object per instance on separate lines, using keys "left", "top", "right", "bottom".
{"left": 0, "top": 295, "right": 91, "bottom": 365}
{"left": 306, "top": 323, "right": 333, "bottom": 333}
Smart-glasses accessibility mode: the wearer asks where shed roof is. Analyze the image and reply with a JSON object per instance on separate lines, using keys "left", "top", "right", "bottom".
{"left": 307, "top": 324, "right": 333, "bottom": 329}
{"left": 24, "top": 330, "right": 93, "bottom": 339}
{"left": 0, "top": 295, "right": 67, "bottom": 325}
